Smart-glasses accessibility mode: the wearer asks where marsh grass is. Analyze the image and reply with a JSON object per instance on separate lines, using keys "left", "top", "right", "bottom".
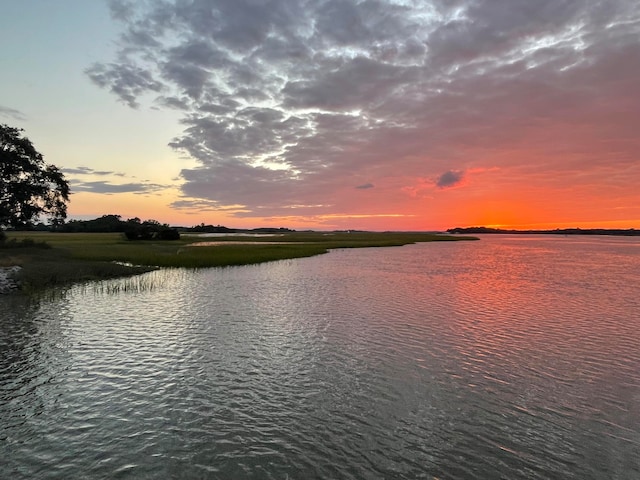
{"left": 90, "top": 272, "right": 163, "bottom": 295}
{"left": 14, "top": 255, "right": 155, "bottom": 292}
{"left": 0, "top": 237, "right": 51, "bottom": 249}
{"left": 2, "top": 231, "right": 476, "bottom": 291}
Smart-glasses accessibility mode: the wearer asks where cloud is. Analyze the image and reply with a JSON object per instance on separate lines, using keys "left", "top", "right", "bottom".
{"left": 0, "top": 105, "right": 26, "bottom": 121}
{"left": 88, "top": 0, "right": 640, "bottom": 220}
{"left": 65, "top": 166, "right": 165, "bottom": 194}
{"left": 107, "top": 0, "right": 135, "bottom": 21}
{"left": 64, "top": 166, "right": 125, "bottom": 177}
{"left": 171, "top": 198, "right": 249, "bottom": 213}
{"left": 85, "top": 63, "right": 164, "bottom": 108}
{"left": 71, "top": 180, "right": 166, "bottom": 195}
{"left": 356, "top": 183, "right": 375, "bottom": 190}
{"left": 436, "top": 170, "right": 465, "bottom": 189}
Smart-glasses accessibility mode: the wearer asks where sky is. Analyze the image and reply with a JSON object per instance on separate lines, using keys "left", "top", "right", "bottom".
{"left": 2, "top": 0, "right": 640, "bottom": 231}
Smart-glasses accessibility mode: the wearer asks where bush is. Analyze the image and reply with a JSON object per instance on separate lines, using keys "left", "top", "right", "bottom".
{"left": 123, "top": 226, "right": 180, "bottom": 241}
{"left": 157, "top": 228, "right": 180, "bottom": 240}
{"left": 123, "top": 226, "right": 154, "bottom": 241}
{"left": 0, "top": 230, "right": 5, "bottom": 243}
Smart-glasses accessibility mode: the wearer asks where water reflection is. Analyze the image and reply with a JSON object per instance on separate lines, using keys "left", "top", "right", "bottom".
{"left": 440, "top": 237, "right": 640, "bottom": 478}
{"left": 1, "top": 295, "right": 74, "bottom": 435}
{"left": 1, "top": 236, "right": 639, "bottom": 479}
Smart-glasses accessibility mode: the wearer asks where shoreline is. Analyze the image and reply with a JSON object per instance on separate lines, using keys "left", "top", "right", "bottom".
{"left": 1, "top": 231, "right": 477, "bottom": 294}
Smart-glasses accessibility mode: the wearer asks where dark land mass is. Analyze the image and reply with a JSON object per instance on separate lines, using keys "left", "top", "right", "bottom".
{"left": 187, "top": 224, "right": 295, "bottom": 234}
{"left": 23, "top": 215, "right": 295, "bottom": 235}
{"left": 448, "top": 227, "right": 640, "bottom": 236}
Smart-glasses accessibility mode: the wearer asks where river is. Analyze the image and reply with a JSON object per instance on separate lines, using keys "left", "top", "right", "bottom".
{"left": 1, "top": 235, "right": 639, "bottom": 479}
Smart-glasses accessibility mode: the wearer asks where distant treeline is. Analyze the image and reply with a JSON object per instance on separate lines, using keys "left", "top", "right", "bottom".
{"left": 60, "top": 215, "right": 180, "bottom": 240}
{"left": 7, "top": 215, "right": 295, "bottom": 239}
{"left": 448, "top": 227, "right": 640, "bottom": 236}
{"left": 187, "top": 223, "right": 295, "bottom": 234}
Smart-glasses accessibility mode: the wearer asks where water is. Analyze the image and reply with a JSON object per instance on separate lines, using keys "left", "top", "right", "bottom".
{"left": 1, "top": 235, "right": 639, "bottom": 479}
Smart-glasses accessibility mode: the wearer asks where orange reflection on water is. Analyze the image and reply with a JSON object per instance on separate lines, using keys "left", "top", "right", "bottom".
{"left": 439, "top": 236, "right": 640, "bottom": 405}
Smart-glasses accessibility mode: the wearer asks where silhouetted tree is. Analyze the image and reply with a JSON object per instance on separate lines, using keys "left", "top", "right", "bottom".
{"left": 123, "top": 218, "right": 180, "bottom": 240}
{"left": 156, "top": 227, "right": 180, "bottom": 240}
{"left": 0, "top": 124, "right": 70, "bottom": 228}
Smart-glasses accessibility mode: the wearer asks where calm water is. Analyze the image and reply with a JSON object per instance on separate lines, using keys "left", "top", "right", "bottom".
{"left": 1, "top": 235, "right": 639, "bottom": 479}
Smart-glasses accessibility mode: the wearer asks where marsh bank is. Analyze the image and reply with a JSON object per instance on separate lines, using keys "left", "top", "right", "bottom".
{"left": 0, "top": 231, "right": 476, "bottom": 292}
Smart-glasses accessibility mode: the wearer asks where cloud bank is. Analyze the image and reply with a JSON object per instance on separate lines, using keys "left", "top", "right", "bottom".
{"left": 87, "top": 0, "right": 640, "bottom": 223}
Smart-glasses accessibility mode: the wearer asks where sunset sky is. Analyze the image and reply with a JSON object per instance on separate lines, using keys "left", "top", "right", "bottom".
{"left": 2, "top": 0, "right": 640, "bottom": 231}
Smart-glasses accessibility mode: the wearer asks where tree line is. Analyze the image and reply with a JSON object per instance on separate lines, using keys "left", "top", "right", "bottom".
{"left": 1, "top": 123, "right": 180, "bottom": 241}
{"left": 1, "top": 124, "right": 292, "bottom": 241}
{"left": 62, "top": 215, "right": 180, "bottom": 240}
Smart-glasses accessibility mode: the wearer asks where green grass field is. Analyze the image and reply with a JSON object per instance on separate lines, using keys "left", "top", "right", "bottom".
{"left": 1, "top": 231, "right": 477, "bottom": 291}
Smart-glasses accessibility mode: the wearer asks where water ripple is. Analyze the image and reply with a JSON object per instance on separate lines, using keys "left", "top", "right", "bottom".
{"left": 1, "top": 236, "right": 640, "bottom": 478}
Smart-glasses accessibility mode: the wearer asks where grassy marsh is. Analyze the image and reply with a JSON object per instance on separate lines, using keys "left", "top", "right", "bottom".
{"left": 2, "top": 231, "right": 477, "bottom": 291}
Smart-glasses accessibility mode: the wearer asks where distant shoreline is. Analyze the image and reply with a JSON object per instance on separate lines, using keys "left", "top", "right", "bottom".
{"left": 447, "top": 227, "right": 640, "bottom": 236}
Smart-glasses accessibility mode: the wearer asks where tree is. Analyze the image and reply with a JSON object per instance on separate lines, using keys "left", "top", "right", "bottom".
{"left": 123, "top": 218, "right": 180, "bottom": 240}
{"left": 0, "top": 124, "right": 70, "bottom": 228}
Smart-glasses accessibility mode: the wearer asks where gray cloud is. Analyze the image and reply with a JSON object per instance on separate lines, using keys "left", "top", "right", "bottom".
{"left": 71, "top": 180, "right": 166, "bottom": 195}
{"left": 89, "top": 0, "right": 640, "bottom": 217}
{"left": 66, "top": 166, "right": 164, "bottom": 193}
{"left": 64, "top": 166, "right": 125, "bottom": 176}
{"left": 107, "top": 0, "right": 135, "bottom": 21}
{"left": 0, "top": 105, "right": 26, "bottom": 121}
{"left": 436, "top": 170, "right": 464, "bottom": 189}
{"left": 86, "top": 63, "right": 165, "bottom": 108}
{"left": 356, "top": 183, "right": 375, "bottom": 190}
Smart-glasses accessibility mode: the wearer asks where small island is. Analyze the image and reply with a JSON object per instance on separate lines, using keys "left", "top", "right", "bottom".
{"left": 447, "top": 226, "right": 640, "bottom": 236}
